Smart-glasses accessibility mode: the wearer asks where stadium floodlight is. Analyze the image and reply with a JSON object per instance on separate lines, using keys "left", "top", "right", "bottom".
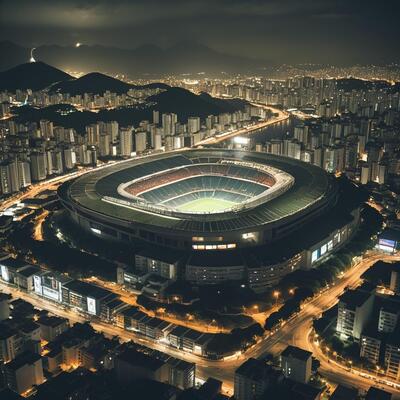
{"left": 234, "top": 136, "right": 249, "bottom": 145}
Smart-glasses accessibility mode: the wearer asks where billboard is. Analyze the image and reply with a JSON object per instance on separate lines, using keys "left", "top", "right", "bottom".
{"left": 87, "top": 297, "right": 97, "bottom": 315}
{"left": 1, "top": 265, "right": 9, "bottom": 282}
{"left": 378, "top": 238, "right": 397, "bottom": 252}
{"left": 34, "top": 275, "right": 42, "bottom": 295}
{"left": 43, "top": 286, "right": 61, "bottom": 302}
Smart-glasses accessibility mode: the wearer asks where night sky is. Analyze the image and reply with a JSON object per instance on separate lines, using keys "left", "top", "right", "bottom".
{"left": 0, "top": 0, "right": 399, "bottom": 64}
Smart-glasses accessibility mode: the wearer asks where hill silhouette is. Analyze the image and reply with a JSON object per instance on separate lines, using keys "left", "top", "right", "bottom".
{"left": 51, "top": 72, "right": 170, "bottom": 95}
{"left": 0, "top": 61, "right": 72, "bottom": 91}
{"left": 149, "top": 87, "right": 246, "bottom": 116}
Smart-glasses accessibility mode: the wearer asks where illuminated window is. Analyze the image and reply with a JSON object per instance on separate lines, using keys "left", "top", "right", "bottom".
{"left": 334, "top": 232, "right": 340, "bottom": 243}
{"left": 242, "top": 232, "right": 255, "bottom": 240}
{"left": 193, "top": 243, "right": 236, "bottom": 250}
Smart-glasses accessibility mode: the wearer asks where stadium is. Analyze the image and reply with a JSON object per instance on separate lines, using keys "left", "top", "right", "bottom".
{"left": 59, "top": 149, "right": 362, "bottom": 292}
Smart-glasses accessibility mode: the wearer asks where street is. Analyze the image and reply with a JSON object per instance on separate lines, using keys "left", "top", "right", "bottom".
{"left": 195, "top": 104, "right": 289, "bottom": 146}
{"left": 2, "top": 251, "right": 400, "bottom": 397}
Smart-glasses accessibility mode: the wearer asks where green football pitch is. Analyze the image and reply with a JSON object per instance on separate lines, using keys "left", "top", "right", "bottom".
{"left": 176, "top": 197, "right": 237, "bottom": 212}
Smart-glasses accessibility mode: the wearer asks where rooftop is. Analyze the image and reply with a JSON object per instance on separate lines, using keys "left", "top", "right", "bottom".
{"left": 117, "top": 348, "right": 165, "bottom": 371}
{"left": 169, "top": 325, "right": 190, "bottom": 337}
{"left": 37, "top": 315, "right": 68, "bottom": 328}
{"left": 365, "top": 386, "right": 392, "bottom": 400}
{"left": 5, "top": 351, "right": 41, "bottom": 371}
{"left": 0, "top": 257, "right": 26, "bottom": 271}
{"left": 281, "top": 345, "right": 312, "bottom": 362}
{"left": 20, "top": 320, "right": 40, "bottom": 334}
{"left": 330, "top": 385, "right": 358, "bottom": 400}
{"left": 17, "top": 265, "right": 41, "bottom": 278}
{"left": 63, "top": 280, "right": 114, "bottom": 300}
{"left": 62, "top": 149, "right": 335, "bottom": 233}
{"left": 235, "top": 358, "right": 271, "bottom": 381}
{"left": 339, "top": 289, "right": 372, "bottom": 309}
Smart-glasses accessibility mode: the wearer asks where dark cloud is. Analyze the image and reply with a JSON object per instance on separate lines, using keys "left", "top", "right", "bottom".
{"left": 0, "top": 0, "right": 399, "bottom": 64}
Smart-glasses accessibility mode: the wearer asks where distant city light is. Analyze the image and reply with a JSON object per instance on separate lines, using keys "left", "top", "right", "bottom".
{"left": 75, "top": 42, "right": 81, "bottom": 48}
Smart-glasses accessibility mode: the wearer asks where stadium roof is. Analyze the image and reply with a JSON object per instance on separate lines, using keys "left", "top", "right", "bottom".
{"left": 61, "top": 149, "right": 335, "bottom": 234}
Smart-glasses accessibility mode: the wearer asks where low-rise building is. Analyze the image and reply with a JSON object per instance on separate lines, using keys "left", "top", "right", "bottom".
{"left": 3, "top": 351, "right": 44, "bottom": 394}
{"left": 115, "top": 348, "right": 169, "bottom": 384}
{"left": 0, "top": 292, "right": 11, "bottom": 321}
{"left": 32, "top": 270, "right": 72, "bottom": 303}
{"left": 167, "top": 358, "right": 195, "bottom": 390}
{"left": 234, "top": 358, "right": 280, "bottom": 400}
{"left": 384, "top": 341, "right": 400, "bottom": 381}
{"left": 336, "top": 289, "right": 374, "bottom": 340}
{"left": 61, "top": 280, "right": 116, "bottom": 317}
{"left": 378, "top": 305, "right": 399, "bottom": 333}
{"left": 360, "top": 329, "right": 383, "bottom": 365}
{"left": 280, "top": 345, "right": 313, "bottom": 384}
{"left": 0, "top": 323, "right": 20, "bottom": 363}
{"left": 37, "top": 316, "right": 69, "bottom": 342}
{"left": 135, "top": 247, "right": 182, "bottom": 280}
{"left": 167, "top": 326, "right": 211, "bottom": 356}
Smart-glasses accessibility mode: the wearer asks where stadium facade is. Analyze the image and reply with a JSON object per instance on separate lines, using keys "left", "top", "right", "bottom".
{"left": 59, "top": 149, "right": 362, "bottom": 293}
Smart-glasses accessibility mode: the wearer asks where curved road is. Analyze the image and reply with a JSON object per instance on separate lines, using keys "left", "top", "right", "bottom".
{"left": 195, "top": 103, "right": 289, "bottom": 146}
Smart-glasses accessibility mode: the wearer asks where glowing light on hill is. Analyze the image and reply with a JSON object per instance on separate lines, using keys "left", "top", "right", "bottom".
{"left": 29, "top": 47, "right": 36, "bottom": 63}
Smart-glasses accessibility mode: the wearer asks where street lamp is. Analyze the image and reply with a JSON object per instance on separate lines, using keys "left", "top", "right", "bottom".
{"left": 273, "top": 291, "right": 280, "bottom": 305}
{"left": 289, "top": 288, "right": 295, "bottom": 295}
{"left": 186, "top": 313, "right": 193, "bottom": 321}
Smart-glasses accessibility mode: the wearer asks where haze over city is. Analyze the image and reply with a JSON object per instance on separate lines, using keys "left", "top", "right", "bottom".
{"left": 1, "top": 0, "right": 400, "bottom": 66}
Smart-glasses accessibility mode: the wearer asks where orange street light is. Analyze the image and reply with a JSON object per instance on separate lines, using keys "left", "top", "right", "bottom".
{"left": 273, "top": 291, "right": 280, "bottom": 305}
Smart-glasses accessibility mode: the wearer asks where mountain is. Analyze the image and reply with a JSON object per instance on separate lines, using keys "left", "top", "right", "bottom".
{"left": 0, "top": 41, "right": 266, "bottom": 76}
{"left": 0, "top": 61, "right": 73, "bottom": 91}
{"left": 336, "top": 78, "right": 392, "bottom": 92}
{"left": 148, "top": 87, "right": 247, "bottom": 118}
{"left": 51, "top": 72, "right": 132, "bottom": 95}
{"left": 51, "top": 72, "right": 170, "bottom": 95}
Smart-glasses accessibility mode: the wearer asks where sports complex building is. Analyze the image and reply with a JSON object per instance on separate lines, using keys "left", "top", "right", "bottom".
{"left": 59, "top": 149, "right": 363, "bottom": 293}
